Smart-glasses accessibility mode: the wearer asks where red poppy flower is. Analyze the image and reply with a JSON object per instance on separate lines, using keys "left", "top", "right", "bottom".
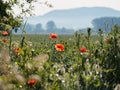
{"left": 55, "top": 44, "right": 64, "bottom": 51}
{"left": 2, "top": 31, "right": 9, "bottom": 36}
{"left": 2, "top": 39, "right": 8, "bottom": 43}
{"left": 49, "top": 33, "right": 58, "bottom": 39}
{"left": 27, "top": 79, "right": 37, "bottom": 86}
{"left": 14, "top": 48, "right": 21, "bottom": 55}
{"left": 80, "top": 47, "right": 87, "bottom": 53}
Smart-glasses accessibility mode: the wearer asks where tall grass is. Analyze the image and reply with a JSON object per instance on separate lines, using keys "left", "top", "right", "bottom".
{"left": 0, "top": 25, "right": 120, "bottom": 90}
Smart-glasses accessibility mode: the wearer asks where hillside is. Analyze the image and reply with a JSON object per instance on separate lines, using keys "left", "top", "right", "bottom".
{"left": 28, "top": 7, "right": 120, "bottom": 29}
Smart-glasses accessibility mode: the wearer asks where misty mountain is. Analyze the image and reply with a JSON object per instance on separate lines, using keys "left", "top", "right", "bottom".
{"left": 27, "top": 7, "right": 120, "bottom": 30}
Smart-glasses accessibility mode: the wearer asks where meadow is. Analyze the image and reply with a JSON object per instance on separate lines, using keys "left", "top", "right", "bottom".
{"left": 0, "top": 26, "right": 120, "bottom": 90}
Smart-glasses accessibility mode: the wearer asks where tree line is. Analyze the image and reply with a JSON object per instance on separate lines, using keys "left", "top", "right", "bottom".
{"left": 92, "top": 17, "right": 120, "bottom": 33}
{"left": 78, "top": 17, "right": 120, "bottom": 34}
{"left": 14, "top": 20, "right": 74, "bottom": 34}
{"left": 13, "top": 17, "right": 120, "bottom": 34}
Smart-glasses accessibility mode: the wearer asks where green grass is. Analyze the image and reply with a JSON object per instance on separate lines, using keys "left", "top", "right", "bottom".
{"left": 0, "top": 26, "right": 120, "bottom": 90}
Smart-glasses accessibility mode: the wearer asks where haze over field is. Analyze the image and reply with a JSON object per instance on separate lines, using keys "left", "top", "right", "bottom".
{"left": 28, "top": 7, "right": 120, "bottom": 30}
{"left": 20, "top": 0, "right": 120, "bottom": 34}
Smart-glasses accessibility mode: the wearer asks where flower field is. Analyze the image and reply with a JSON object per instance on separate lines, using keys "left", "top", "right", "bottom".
{"left": 0, "top": 25, "right": 120, "bottom": 90}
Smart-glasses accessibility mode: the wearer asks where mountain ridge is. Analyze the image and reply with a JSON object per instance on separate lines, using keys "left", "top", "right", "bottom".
{"left": 28, "top": 7, "right": 120, "bottom": 29}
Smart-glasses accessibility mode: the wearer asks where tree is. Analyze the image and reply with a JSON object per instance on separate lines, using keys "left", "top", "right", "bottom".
{"left": 34, "top": 23, "right": 44, "bottom": 33}
{"left": 0, "top": 0, "right": 33, "bottom": 30}
{"left": 46, "top": 21, "right": 57, "bottom": 33}
{"left": 0, "top": 0, "right": 52, "bottom": 32}
{"left": 25, "top": 23, "right": 34, "bottom": 33}
{"left": 0, "top": 0, "right": 21, "bottom": 30}
{"left": 92, "top": 17, "right": 120, "bottom": 33}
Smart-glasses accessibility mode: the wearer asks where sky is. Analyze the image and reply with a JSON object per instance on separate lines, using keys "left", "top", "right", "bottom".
{"left": 33, "top": 0, "right": 120, "bottom": 16}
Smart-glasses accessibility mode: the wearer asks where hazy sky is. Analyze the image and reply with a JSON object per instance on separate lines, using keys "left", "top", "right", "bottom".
{"left": 33, "top": 0, "right": 120, "bottom": 15}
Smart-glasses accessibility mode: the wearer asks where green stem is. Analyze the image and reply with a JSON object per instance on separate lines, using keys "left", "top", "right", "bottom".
{"left": 9, "top": 30, "right": 12, "bottom": 56}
